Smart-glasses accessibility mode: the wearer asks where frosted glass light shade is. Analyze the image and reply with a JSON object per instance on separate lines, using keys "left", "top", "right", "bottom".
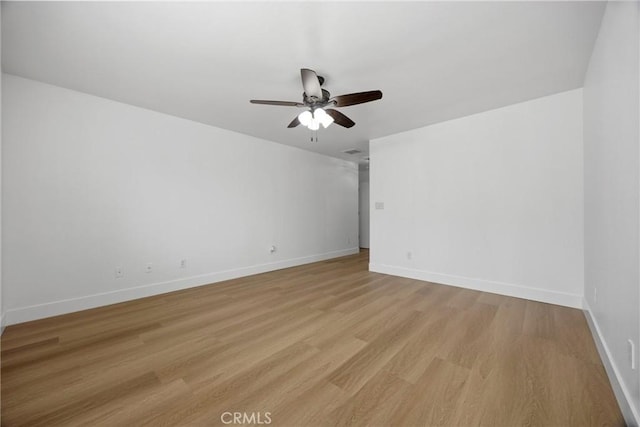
{"left": 308, "top": 119, "right": 320, "bottom": 131}
{"left": 298, "top": 110, "right": 312, "bottom": 126}
{"left": 315, "top": 108, "right": 334, "bottom": 128}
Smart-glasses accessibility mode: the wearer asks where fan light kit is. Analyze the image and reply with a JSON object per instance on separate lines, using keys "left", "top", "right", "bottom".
{"left": 298, "top": 108, "right": 334, "bottom": 130}
{"left": 250, "top": 68, "right": 383, "bottom": 134}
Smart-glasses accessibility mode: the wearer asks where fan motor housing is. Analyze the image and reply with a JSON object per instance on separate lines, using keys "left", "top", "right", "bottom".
{"left": 303, "top": 88, "right": 331, "bottom": 107}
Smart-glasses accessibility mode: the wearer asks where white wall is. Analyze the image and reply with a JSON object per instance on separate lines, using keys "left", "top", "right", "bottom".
{"left": 359, "top": 169, "right": 370, "bottom": 248}
{"left": 2, "top": 74, "right": 359, "bottom": 325}
{"left": 583, "top": 2, "right": 640, "bottom": 424}
{"left": 370, "top": 89, "right": 584, "bottom": 308}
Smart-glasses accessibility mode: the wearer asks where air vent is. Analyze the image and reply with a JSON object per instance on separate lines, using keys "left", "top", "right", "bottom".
{"left": 343, "top": 149, "right": 362, "bottom": 155}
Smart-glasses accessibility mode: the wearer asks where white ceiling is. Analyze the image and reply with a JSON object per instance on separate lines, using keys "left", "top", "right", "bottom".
{"left": 2, "top": 1, "right": 605, "bottom": 164}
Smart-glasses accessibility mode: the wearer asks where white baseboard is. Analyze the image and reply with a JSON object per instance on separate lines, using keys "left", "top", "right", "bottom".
{"left": 583, "top": 299, "right": 640, "bottom": 427}
{"left": 369, "top": 263, "right": 583, "bottom": 309}
{"left": 5, "top": 248, "right": 359, "bottom": 326}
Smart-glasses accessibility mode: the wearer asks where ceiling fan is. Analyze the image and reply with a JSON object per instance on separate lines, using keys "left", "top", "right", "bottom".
{"left": 250, "top": 68, "right": 382, "bottom": 130}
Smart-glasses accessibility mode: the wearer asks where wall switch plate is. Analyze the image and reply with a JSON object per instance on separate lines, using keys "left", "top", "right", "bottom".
{"left": 145, "top": 263, "right": 153, "bottom": 273}
{"left": 115, "top": 267, "right": 124, "bottom": 278}
{"left": 180, "top": 259, "right": 187, "bottom": 269}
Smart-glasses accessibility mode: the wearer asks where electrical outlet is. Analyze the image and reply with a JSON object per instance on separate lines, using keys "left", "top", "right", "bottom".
{"left": 115, "top": 267, "right": 124, "bottom": 279}
{"left": 180, "top": 259, "right": 187, "bottom": 269}
{"left": 407, "top": 251, "right": 412, "bottom": 260}
{"left": 269, "top": 245, "right": 277, "bottom": 254}
{"left": 628, "top": 339, "right": 636, "bottom": 370}
{"left": 145, "top": 263, "right": 153, "bottom": 274}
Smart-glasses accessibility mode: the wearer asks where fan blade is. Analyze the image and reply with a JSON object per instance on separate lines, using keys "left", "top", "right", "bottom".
{"left": 250, "top": 100, "right": 304, "bottom": 107}
{"left": 325, "top": 109, "right": 355, "bottom": 128}
{"left": 331, "top": 90, "right": 382, "bottom": 107}
{"left": 287, "top": 116, "right": 301, "bottom": 128}
{"left": 301, "top": 69, "right": 323, "bottom": 100}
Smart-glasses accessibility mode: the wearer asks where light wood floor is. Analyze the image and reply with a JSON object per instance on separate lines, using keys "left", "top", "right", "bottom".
{"left": 1, "top": 250, "right": 623, "bottom": 426}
